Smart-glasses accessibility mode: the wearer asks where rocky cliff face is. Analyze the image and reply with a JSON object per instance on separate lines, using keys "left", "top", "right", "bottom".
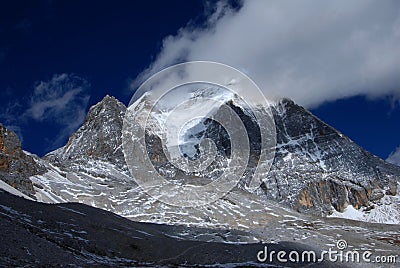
{"left": 44, "top": 95, "right": 127, "bottom": 170}
{"left": 266, "top": 99, "right": 399, "bottom": 214}
{"left": 0, "top": 124, "right": 45, "bottom": 198}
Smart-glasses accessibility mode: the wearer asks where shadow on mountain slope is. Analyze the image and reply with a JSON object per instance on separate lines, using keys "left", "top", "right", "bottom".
{"left": 0, "top": 190, "right": 340, "bottom": 267}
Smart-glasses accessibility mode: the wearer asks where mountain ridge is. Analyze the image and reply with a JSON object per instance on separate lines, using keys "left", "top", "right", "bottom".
{"left": 1, "top": 93, "right": 400, "bottom": 268}
{"left": 1, "top": 93, "right": 400, "bottom": 225}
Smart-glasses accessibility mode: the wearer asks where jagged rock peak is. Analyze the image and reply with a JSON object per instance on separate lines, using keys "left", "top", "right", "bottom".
{"left": 86, "top": 94, "right": 126, "bottom": 121}
{"left": 45, "top": 95, "right": 127, "bottom": 169}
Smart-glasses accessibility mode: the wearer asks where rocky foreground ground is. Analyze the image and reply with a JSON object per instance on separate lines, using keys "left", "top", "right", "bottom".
{"left": 0, "top": 190, "right": 343, "bottom": 267}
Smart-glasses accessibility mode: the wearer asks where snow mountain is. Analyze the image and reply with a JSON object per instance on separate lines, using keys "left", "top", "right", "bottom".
{"left": 23, "top": 92, "right": 400, "bottom": 225}
{"left": 0, "top": 92, "right": 400, "bottom": 267}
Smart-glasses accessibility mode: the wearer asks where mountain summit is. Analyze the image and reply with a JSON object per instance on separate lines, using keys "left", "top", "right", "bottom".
{"left": 45, "top": 95, "right": 127, "bottom": 169}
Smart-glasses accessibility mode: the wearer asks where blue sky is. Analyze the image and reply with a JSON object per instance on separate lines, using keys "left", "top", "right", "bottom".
{"left": 0, "top": 1, "right": 399, "bottom": 165}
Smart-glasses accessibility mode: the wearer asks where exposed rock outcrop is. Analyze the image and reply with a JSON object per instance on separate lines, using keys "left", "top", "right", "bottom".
{"left": 44, "top": 95, "right": 127, "bottom": 169}
{"left": 0, "top": 124, "right": 45, "bottom": 197}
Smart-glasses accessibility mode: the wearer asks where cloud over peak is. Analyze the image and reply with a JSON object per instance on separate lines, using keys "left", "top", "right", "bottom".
{"left": 133, "top": 0, "right": 400, "bottom": 108}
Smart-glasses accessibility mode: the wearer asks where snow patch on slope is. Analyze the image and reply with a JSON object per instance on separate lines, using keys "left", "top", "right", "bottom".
{"left": 328, "top": 183, "right": 400, "bottom": 224}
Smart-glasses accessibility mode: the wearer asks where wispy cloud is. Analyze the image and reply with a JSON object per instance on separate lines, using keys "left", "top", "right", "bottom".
{"left": 0, "top": 73, "right": 90, "bottom": 151}
{"left": 387, "top": 146, "right": 400, "bottom": 166}
{"left": 27, "top": 74, "right": 89, "bottom": 123}
{"left": 132, "top": 0, "right": 400, "bottom": 109}
{"left": 25, "top": 73, "right": 90, "bottom": 148}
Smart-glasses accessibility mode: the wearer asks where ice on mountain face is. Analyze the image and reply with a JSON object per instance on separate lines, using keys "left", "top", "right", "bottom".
{"left": 177, "top": 118, "right": 207, "bottom": 159}
{"left": 143, "top": 85, "right": 235, "bottom": 126}
{"left": 135, "top": 84, "right": 253, "bottom": 127}
{"left": 130, "top": 84, "right": 260, "bottom": 172}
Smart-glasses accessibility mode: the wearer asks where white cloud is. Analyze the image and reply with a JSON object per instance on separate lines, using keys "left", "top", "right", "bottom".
{"left": 0, "top": 73, "right": 90, "bottom": 150}
{"left": 25, "top": 73, "right": 90, "bottom": 147}
{"left": 132, "top": 0, "right": 400, "bottom": 108}
{"left": 387, "top": 146, "right": 400, "bottom": 166}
